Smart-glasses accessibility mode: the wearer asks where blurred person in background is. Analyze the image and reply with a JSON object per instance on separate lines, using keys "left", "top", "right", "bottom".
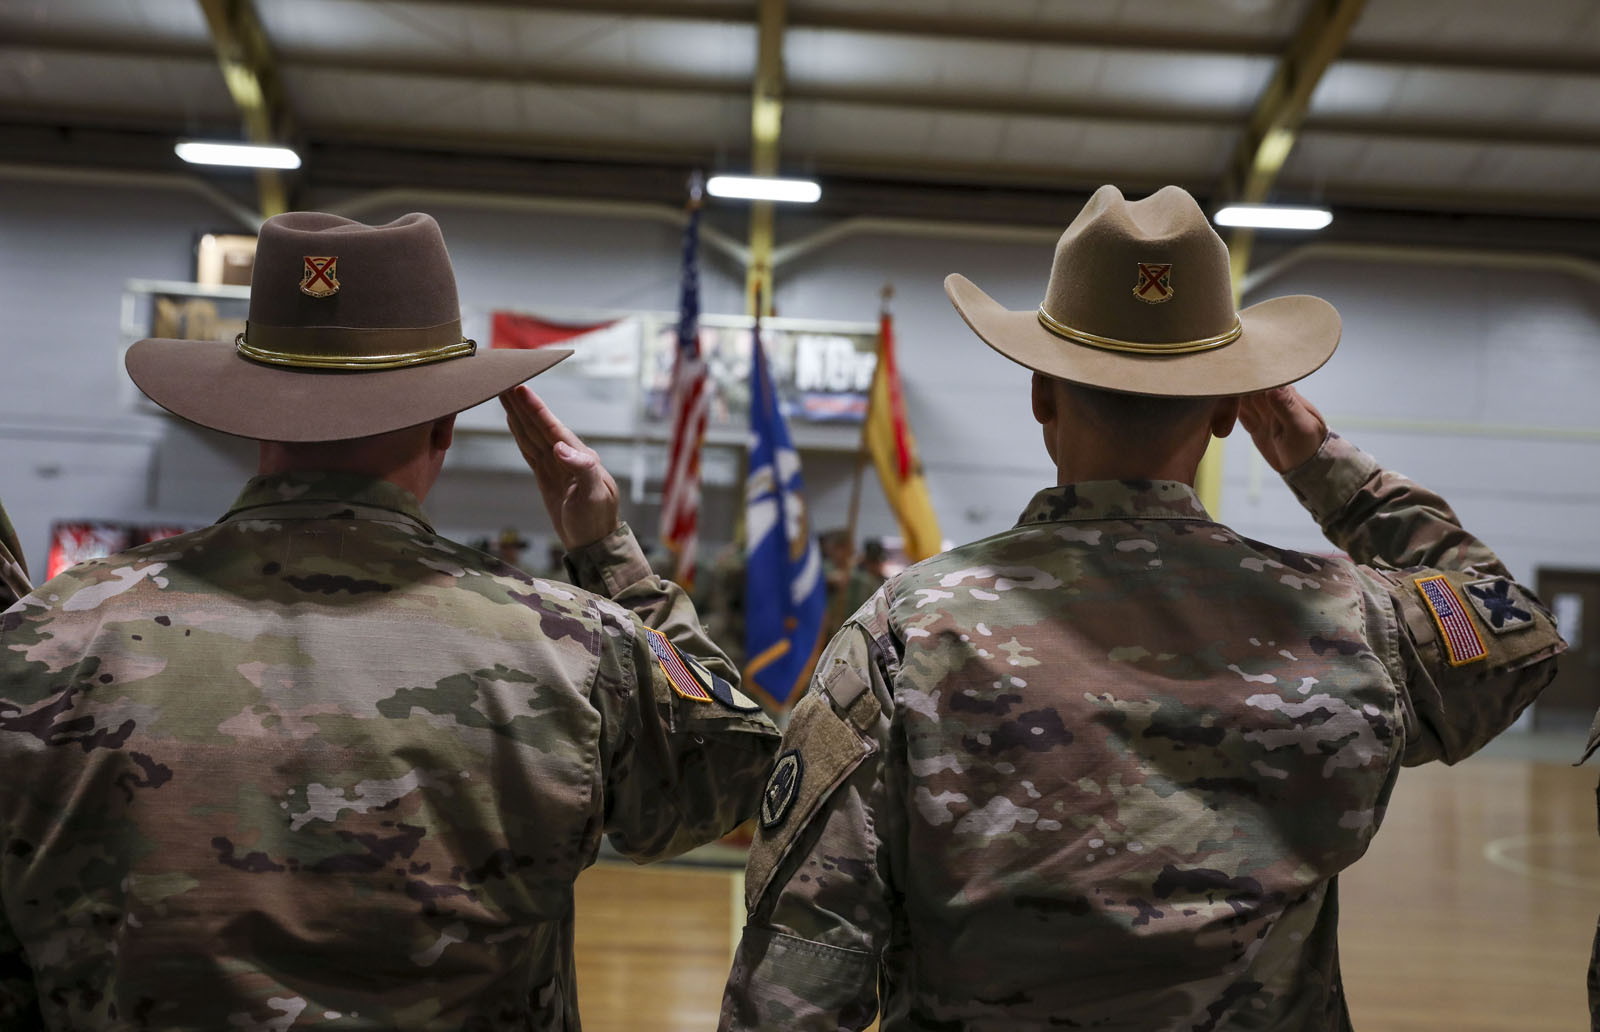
{"left": 819, "top": 527, "right": 857, "bottom": 645}
{"left": 841, "top": 538, "right": 889, "bottom": 619}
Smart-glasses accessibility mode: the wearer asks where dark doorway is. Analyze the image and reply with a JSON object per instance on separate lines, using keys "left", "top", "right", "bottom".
{"left": 1534, "top": 568, "right": 1600, "bottom": 730}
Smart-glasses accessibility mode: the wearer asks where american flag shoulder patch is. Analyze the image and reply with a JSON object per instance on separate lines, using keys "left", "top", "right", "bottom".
{"left": 643, "top": 625, "right": 713, "bottom": 702}
{"left": 1415, "top": 574, "right": 1488, "bottom": 667}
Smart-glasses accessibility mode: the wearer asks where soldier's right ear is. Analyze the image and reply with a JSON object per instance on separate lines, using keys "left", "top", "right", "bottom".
{"left": 1030, "top": 372, "right": 1056, "bottom": 427}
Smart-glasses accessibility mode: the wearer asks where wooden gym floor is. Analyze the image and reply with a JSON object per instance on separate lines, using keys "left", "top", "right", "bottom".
{"left": 573, "top": 745, "right": 1599, "bottom": 1031}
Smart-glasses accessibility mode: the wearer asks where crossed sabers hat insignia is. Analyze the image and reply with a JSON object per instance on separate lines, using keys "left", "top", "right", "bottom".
{"left": 1134, "top": 262, "right": 1173, "bottom": 303}
{"left": 301, "top": 255, "right": 339, "bottom": 297}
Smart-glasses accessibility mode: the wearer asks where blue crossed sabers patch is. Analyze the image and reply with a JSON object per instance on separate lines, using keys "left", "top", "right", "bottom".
{"left": 1465, "top": 577, "right": 1533, "bottom": 632}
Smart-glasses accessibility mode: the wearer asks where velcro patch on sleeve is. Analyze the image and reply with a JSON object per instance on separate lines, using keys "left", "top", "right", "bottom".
{"left": 1463, "top": 577, "right": 1535, "bottom": 635}
{"left": 1414, "top": 574, "right": 1488, "bottom": 666}
{"left": 684, "top": 651, "right": 764, "bottom": 713}
{"left": 744, "top": 691, "right": 874, "bottom": 915}
{"left": 643, "top": 625, "right": 713, "bottom": 702}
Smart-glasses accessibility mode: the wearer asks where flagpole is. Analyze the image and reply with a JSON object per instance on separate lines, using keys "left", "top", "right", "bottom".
{"left": 844, "top": 282, "right": 891, "bottom": 551}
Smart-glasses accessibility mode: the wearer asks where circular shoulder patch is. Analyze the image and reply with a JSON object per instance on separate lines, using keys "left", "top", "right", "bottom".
{"left": 759, "top": 750, "right": 804, "bottom": 830}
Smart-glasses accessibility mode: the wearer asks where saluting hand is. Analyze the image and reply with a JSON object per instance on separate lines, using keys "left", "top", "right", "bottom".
{"left": 1239, "top": 385, "right": 1329, "bottom": 474}
{"left": 500, "top": 385, "right": 621, "bottom": 551}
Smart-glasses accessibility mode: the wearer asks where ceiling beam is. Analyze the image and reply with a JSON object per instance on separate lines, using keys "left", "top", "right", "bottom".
{"left": 1202, "top": 0, "right": 1368, "bottom": 517}
{"left": 196, "top": 0, "right": 295, "bottom": 216}
{"left": 6, "top": 51, "right": 1599, "bottom": 157}
{"left": 10, "top": 99, "right": 1600, "bottom": 210}
{"left": 744, "top": 0, "right": 785, "bottom": 315}
{"left": 0, "top": 33, "right": 215, "bottom": 62}
{"left": 9, "top": 118, "right": 1600, "bottom": 229}
{"left": 1337, "top": 42, "right": 1600, "bottom": 78}
{"left": 1218, "top": 0, "right": 1370, "bottom": 211}
{"left": 28, "top": 3, "right": 1591, "bottom": 82}
{"left": 16, "top": 35, "right": 1600, "bottom": 152}
{"left": 397, "top": 1, "right": 1600, "bottom": 78}
{"left": 1216, "top": 0, "right": 1370, "bottom": 300}
{"left": 1302, "top": 116, "right": 1600, "bottom": 152}
{"left": 405, "top": 0, "right": 754, "bottom": 21}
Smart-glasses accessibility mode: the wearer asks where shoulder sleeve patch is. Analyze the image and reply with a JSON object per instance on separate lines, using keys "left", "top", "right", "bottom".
{"left": 744, "top": 690, "right": 874, "bottom": 915}
{"left": 759, "top": 751, "right": 803, "bottom": 829}
{"left": 1414, "top": 574, "right": 1488, "bottom": 667}
{"left": 1463, "top": 577, "right": 1535, "bottom": 635}
{"left": 642, "top": 625, "right": 713, "bottom": 702}
{"left": 685, "top": 651, "right": 764, "bottom": 713}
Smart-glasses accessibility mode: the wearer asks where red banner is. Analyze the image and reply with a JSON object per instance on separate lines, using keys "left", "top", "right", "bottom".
{"left": 490, "top": 311, "right": 620, "bottom": 350}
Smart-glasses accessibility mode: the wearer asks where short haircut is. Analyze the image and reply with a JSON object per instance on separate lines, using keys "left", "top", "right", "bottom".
{"left": 1057, "top": 379, "right": 1217, "bottom": 441}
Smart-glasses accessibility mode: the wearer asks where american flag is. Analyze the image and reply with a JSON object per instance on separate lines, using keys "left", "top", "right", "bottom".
{"left": 1416, "top": 575, "right": 1487, "bottom": 666}
{"left": 660, "top": 196, "right": 708, "bottom": 587}
{"left": 643, "top": 626, "right": 713, "bottom": 702}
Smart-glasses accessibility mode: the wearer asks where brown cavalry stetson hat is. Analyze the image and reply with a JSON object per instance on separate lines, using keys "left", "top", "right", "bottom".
{"left": 127, "top": 211, "right": 569, "bottom": 442}
{"left": 945, "top": 185, "right": 1340, "bottom": 397}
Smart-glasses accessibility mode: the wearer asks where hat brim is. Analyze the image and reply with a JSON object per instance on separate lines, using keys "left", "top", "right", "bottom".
{"left": 127, "top": 339, "right": 572, "bottom": 442}
{"left": 945, "top": 274, "right": 1340, "bottom": 398}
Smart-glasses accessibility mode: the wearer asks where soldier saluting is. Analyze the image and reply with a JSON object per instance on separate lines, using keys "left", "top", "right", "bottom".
{"left": 722, "top": 185, "right": 1564, "bottom": 1030}
{"left": 0, "top": 212, "right": 778, "bottom": 1028}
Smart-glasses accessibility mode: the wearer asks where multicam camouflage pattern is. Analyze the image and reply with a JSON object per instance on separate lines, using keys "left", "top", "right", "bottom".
{"left": 0, "top": 499, "right": 27, "bottom": 611}
{"left": 0, "top": 472, "right": 778, "bottom": 1030}
{"left": 1589, "top": 714, "right": 1600, "bottom": 1029}
{"left": 1591, "top": 923, "right": 1600, "bottom": 1032}
{"left": 722, "top": 432, "right": 1564, "bottom": 1031}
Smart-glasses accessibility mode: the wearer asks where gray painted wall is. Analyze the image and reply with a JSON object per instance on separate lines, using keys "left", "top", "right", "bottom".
{"left": 2, "top": 177, "right": 1597, "bottom": 593}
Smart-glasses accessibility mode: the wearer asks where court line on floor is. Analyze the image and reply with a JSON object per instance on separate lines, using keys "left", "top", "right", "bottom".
{"left": 1482, "top": 833, "right": 1600, "bottom": 893}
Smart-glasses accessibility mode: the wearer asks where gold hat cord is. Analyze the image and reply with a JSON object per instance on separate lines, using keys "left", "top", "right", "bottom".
{"left": 1036, "top": 307, "right": 1242, "bottom": 355}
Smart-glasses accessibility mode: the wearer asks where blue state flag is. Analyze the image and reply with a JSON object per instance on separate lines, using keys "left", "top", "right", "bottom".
{"left": 744, "top": 324, "right": 826, "bottom": 708}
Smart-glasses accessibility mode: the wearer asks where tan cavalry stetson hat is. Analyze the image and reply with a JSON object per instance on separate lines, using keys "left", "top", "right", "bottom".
{"left": 127, "top": 211, "right": 569, "bottom": 442}
{"left": 945, "top": 184, "right": 1340, "bottom": 397}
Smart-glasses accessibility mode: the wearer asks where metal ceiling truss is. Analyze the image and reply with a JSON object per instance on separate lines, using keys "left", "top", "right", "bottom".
{"left": 8, "top": 34, "right": 1596, "bottom": 155}
{"left": 745, "top": 0, "right": 785, "bottom": 315}
{"left": 196, "top": 0, "right": 296, "bottom": 217}
{"left": 1194, "top": 0, "right": 1369, "bottom": 516}
{"left": 411, "top": 0, "right": 1600, "bottom": 78}
{"left": 8, "top": 117, "right": 1600, "bottom": 234}
{"left": 7, "top": 104, "right": 1599, "bottom": 223}
{"left": 1217, "top": 0, "right": 1371, "bottom": 285}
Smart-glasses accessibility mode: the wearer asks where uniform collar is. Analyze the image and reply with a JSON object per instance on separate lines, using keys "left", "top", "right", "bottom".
{"left": 1015, "top": 479, "right": 1211, "bottom": 526}
{"left": 222, "top": 472, "right": 435, "bottom": 533}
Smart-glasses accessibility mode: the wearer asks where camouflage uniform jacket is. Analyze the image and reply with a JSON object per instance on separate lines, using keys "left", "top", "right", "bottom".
{"left": 1585, "top": 707, "right": 1600, "bottom": 1027}
{"left": 722, "top": 432, "right": 1564, "bottom": 1032}
{"left": 0, "top": 499, "right": 27, "bottom": 612}
{"left": 0, "top": 472, "right": 779, "bottom": 1031}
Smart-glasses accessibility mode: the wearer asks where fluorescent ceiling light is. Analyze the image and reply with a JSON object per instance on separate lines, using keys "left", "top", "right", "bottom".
{"left": 706, "top": 175, "right": 821, "bottom": 203}
{"left": 175, "top": 140, "right": 301, "bottom": 170}
{"left": 1213, "top": 205, "right": 1332, "bottom": 231}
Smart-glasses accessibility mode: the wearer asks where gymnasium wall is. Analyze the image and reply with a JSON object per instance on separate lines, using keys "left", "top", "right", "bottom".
{"left": 2, "top": 176, "right": 1598, "bottom": 592}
